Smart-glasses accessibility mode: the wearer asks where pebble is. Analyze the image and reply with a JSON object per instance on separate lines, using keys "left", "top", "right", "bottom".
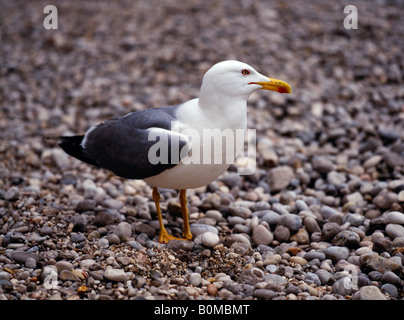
{"left": 358, "top": 286, "right": 386, "bottom": 300}
{"left": 290, "top": 228, "right": 310, "bottom": 244}
{"left": 189, "top": 273, "right": 202, "bottom": 287}
{"left": 331, "top": 230, "right": 360, "bottom": 248}
{"left": 238, "top": 267, "right": 264, "bottom": 285}
{"left": 201, "top": 232, "right": 220, "bottom": 248}
{"left": 324, "top": 246, "right": 349, "bottom": 263}
{"left": 267, "top": 166, "right": 294, "bottom": 192}
{"left": 228, "top": 203, "right": 252, "bottom": 219}
{"left": 4, "top": 187, "right": 20, "bottom": 201}
{"left": 277, "top": 214, "right": 302, "bottom": 232}
{"left": 114, "top": 222, "right": 133, "bottom": 239}
{"left": 289, "top": 256, "right": 307, "bottom": 266}
{"left": 332, "top": 277, "right": 352, "bottom": 296}
{"left": 11, "top": 252, "right": 39, "bottom": 265}
{"left": 207, "top": 283, "right": 218, "bottom": 296}
{"left": 274, "top": 225, "right": 290, "bottom": 242}
{"left": 360, "top": 253, "right": 403, "bottom": 274}
{"left": 316, "top": 269, "right": 332, "bottom": 285}
{"left": 260, "top": 210, "right": 281, "bottom": 226}
{"left": 254, "top": 289, "right": 277, "bottom": 299}
{"left": 381, "top": 283, "right": 398, "bottom": 298}
{"left": 190, "top": 224, "right": 218, "bottom": 237}
{"left": 104, "top": 268, "right": 127, "bottom": 282}
{"left": 312, "top": 156, "right": 334, "bottom": 174}
{"left": 305, "top": 251, "right": 326, "bottom": 261}
{"left": 25, "top": 258, "right": 37, "bottom": 269}
{"left": 303, "top": 216, "right": 321, "bottom": 234}
{"left": 224, "top": 234, "right": 251, "bottom": 247}
{"left": 385, "top": 224, "right": 404, "bottom": 238}
{"left": 252, "top": 225, "right": 273, "bottom": 246}
{"left": 381, "top": 271, "right": 400, "bottom": 285}
{"left": 166, "top": 239, "right": 195, "bottom": 252}
{"left": 382, "top": 211, "right": 404, "bottom": 224}
{"left": 321, "top": 222, "right": 341, "bottom": 241}
{"left": 59, "top": 270, "right": 80, "bottom": 281}
{"left": 373, "top": 190, "right": 397, "bottom": 209}
{"left": 319, "top": 206, "right": 342, "bottom": 220}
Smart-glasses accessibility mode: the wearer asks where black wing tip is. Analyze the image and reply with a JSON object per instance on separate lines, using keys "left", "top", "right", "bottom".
{"left": 58, "top": 135, "right": 99, "bottom": 167}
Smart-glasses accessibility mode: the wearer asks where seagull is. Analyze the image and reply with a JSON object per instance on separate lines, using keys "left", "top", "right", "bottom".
{"left": 59, "top": 60, "right": 292, "bottom": 243}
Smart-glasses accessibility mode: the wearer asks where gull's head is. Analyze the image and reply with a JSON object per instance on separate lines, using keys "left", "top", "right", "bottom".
{"left": 200, "top": 60, "right": 292, "bottom": 102}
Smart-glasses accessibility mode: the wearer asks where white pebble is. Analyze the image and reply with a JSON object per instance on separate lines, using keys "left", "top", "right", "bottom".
{"left": 201, "top": 231, "right": 220, "bottom": 247}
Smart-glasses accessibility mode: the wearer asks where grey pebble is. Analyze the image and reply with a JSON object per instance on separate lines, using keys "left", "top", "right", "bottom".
{"left": 11, "top": 252, "right": 39, "bottom": 264}
{"left": 342, "top": 213, "right": 364, "bottom": 227}
{"left": 274, "top": 225, "right": 290, "bottom": 242}
{"left": 332, "top": 277, "right": 352, "bottom": 296}
{"left": 385, "top": 223, "right": 404, "bottom": 238}
{"left": 224, "top": 234, "right": 251, "bottom": 247}
{"left": 305, "top": 251, "right": 326, "bottom": 261}
{"left": 166, "top": 239, "right": 195, "bottom": 252}
{"left": 380, "top": 283, "right": 398, "bottom": 298}
{"left": 0, "top": 279, "right": 14, "bottom": 291}
{"left": 104, "top": 268, "right": 127, "bottom": 282}
{"left": 305, "top": 272, "right": 321, "bottom": 286}
{"left": 321, "top": 222, "right": 341, "bottom": 241}
{"left": 106, "top": 233, "right": 121, "bottom": 245}
{"left": 373, "top": 190, "right": 397, "bottom": 209}
{"left": 228, "top": 203, "right": 251, "bottom": 219}
{"left": 189, "top": 273, "right": 202, "bottom": 287}
{"left": 320, "top": 206, "right": 342, "bottom": 220}
{"left": 381, "top": 271, "right": 400, "bottom": 285}
{"left": 70, "top": 233, "right": 86, "bottom": 243}
{"left": 277, "top": 213, "right": 302, "bottom": 232}
{"left": 303, "top": 216, "right": 321, "bottom": 234}
{"left": 312, "top": 156, "right": 334, "bottom": 174}
{"left": 25, "top": 257, "right": 37, "bottom": 269}
{"left": 260, "top": 210, "right": 281, "bottom": 225}
{"left": 75, "top": 199, "right": 96, "bottom": 212}
{"left": 190, "top": 224, "right": 218, "bottom": 237}
{"left": 4, "top": 186, "right": 20, "bottom": 201}
{"left": 315, "top": 269, "right": 332, "bottom": 285}
{"left": 114, "top": 221, "right": 133, "bottom": 238}
{"left": 252, "top": 225, "right": 273, "bottom": 246}
{"left": 254, "top": 289, "right": 277, "bottom": 299}
{"left": 324, "top": 246, "right": 349, "bottom": 263}
{"left": 127, "top": 240, "right": 144, "bottom": 250}
{"left": 272, "top": 203, "right": 290, "bottom": 216}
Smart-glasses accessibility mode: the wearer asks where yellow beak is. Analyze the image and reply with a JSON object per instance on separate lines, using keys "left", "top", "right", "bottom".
{"left": 251, "top": 78, "right": 292, "bottom": 94}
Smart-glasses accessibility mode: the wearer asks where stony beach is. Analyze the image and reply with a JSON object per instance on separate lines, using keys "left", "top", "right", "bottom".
{"left": 1, "top": 0, "right": 404, "bottom": 300}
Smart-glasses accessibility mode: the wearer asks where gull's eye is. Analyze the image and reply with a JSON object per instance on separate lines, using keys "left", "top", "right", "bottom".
{"left": 241, "top": 69, "right": 250, "bottom": 75}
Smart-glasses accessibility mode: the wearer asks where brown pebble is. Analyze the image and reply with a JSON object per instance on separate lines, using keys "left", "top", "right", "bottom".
{"left": 286, "top": 247, "right": 303, "bottom": 256}
{"left": 207, "top": 283, "right": 218, "bottom": 296}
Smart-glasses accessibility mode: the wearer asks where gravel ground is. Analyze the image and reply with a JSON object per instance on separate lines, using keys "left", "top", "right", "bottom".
{"left": 1, "top": 0, "right": 404, "bottom": 301}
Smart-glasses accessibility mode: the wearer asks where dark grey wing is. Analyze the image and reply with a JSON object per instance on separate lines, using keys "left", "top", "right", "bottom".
{"left": 80, "top": 105, "right": 189, "bottom": 179}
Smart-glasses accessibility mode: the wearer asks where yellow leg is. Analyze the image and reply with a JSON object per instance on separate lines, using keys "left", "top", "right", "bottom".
{"left": 152, "top": 187, "right": 188, "bottom": 244}
{"left": 180, "top": 189, "right": 192, "bottom": 240}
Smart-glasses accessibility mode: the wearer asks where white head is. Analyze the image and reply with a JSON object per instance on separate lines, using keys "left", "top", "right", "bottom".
{"left": 199, "top": 60, "right": 292, "bottom": 106}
